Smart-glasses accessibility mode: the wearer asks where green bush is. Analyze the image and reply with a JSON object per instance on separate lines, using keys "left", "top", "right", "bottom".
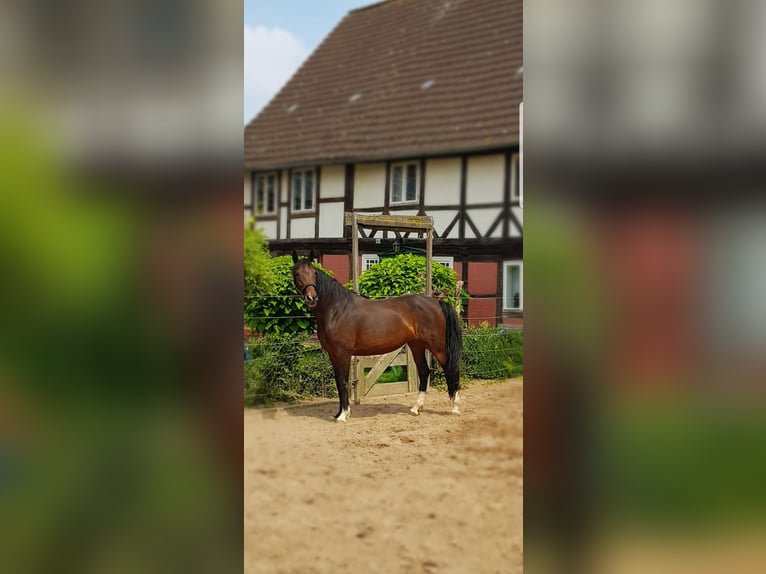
{"left": 244, "top": 226, "right": 273, "bottom": 307}
{"left": 462, "top": 326, "right": 523, "bottom": 379}
{"left": 246, "top": 256, "right": 332, "bottom": 336}
{"left": 350, "top": 254, "right": 464, "bottom": 310}
{"left": 430, "top": 326, "right": 523, "bottom": 386}
{"left": 244, "top": 334, "right": 336, "bottom": 407}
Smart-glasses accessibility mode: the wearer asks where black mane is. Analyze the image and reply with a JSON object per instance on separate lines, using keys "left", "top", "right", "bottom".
{"left": 314, "top": 266, "right": 356, "bottom": 305}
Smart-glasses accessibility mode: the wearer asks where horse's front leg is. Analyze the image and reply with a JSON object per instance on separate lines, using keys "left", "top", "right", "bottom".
{"left": 330, "top": 352, "right": 352, "bottom": 422}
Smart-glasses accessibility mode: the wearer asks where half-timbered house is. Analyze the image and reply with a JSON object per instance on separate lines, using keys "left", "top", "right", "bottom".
{"left": 244, "top": 0, "right": 522, "bottom": 326}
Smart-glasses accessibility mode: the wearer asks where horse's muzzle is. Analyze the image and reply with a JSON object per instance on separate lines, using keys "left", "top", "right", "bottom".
{"left": 304, "top": 294, "right": 318, "bottom": 308}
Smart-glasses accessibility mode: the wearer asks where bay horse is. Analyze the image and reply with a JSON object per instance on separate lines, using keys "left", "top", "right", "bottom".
{"left": 292, "top": 250, "right": 462, "bottom": 421}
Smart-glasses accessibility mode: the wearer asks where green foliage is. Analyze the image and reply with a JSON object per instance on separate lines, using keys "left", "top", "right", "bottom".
{"left": 351, "top": 254, "right": 463, "bottom": 309}
{"left": 246, "top": 256, "right": 333, "bottom": 336}
{"left": 244, "top": 227, "right": 273, "bottom": 304}
{"left": 431, "top": 326, "right": 523, "bottom": 386}
{"left": 366, "top": 365, "right": 408, "bottom": 384}
{"left": 244, "top": 335, "right": 336, "bottom": 406}
{"left": 462, "top": 326, "right": 523, "bottom": 379}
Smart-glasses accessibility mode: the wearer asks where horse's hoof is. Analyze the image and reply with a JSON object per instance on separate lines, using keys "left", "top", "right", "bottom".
{"left": 335, "top": 409, "right": 350, "bottom": 422}
{"left": 410, "top": 406, "right": 420, "bottom": 415}
{"left": 451, "top": 407, "right": 460, "bottom": 415}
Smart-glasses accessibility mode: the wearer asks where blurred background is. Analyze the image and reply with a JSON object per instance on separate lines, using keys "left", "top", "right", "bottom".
{"left": 3, "top": 0, "right": 766, "bottom": 572}
{"left": 525, "top": 1, "right": 766, "bottom": 573}
{"left": 0, "top": 1, "right": 243, "bottom": 572}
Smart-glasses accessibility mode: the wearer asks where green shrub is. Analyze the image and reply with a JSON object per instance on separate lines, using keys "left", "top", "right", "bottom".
{"left": 430, "top": 326, "right": 523, "bottom": 386}
{"left": 244, "top": 334, "right": 336, "bottom": 407}
{"left": 246, "top": 256, "right": 332, "bottom": 336}
{"left": 244, "top": 226, "right": 273, "bottom": 305}
{"left": 462, "top": 326, "right": 523, "bottom": 379}
{"left": 350, "top": 254, "right": 464, "bottom": 311}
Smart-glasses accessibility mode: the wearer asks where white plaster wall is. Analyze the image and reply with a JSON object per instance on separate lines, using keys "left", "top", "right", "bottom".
{"left": 281, "top": 171, "right": 289, "bottom": 204}
{"left": 424, "top": 158, "right": 461, "bottom": 205}
{"left": 244, "top": 172, "right": 252, "bottom": 205}
{"left": 321, "top": 165, "right": 345, "bottom": 199}
{"left": 353, "top": 163, "right": 387, "bottom": 209}
{"left": 466, "top": 207, "right": 501, "bottom": 238}
{"left": 511, "top": 206, "right": 523, "bottom": 238}
{"left": 431, "top": 210, "right": 459, "bottom": 238}
{"left": 280, "top": 209, "right": 288, "bottom": 239}
{"left": 257, "top": 220, "right": 278, "bottom": 239}
{"left": 244, "top": 208, "right": 252, "bottom": 227}
{"left": 319, "top": 202, "right": 345, "bottom": 238}
{"left": 290, "top": 217, "right": 315, "bottom": 239}
{"left": 466, "top": 154, "right": 505, "bottom": 203}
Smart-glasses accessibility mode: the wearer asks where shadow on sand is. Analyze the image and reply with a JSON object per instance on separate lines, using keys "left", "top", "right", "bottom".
{"left": 250, "top": 393, "right": 458, "bottom": 422}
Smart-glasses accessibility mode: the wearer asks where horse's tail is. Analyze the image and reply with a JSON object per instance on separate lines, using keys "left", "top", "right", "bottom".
{"left": 439, "top": 300, "right": 462, "bottom": 399}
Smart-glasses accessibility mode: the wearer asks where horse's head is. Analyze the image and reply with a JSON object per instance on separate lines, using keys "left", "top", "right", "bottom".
{"left": 291, "top": 250, "right": 319, "bottom": 308}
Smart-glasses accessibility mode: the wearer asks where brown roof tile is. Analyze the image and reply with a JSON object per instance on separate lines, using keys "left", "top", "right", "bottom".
{"left": 245, "top": 0, "right": 522, "bottom": 170}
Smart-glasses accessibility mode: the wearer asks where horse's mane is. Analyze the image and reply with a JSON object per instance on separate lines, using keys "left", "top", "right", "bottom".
{"left": 313, "top": 265, "right": 357, "bottom": 305}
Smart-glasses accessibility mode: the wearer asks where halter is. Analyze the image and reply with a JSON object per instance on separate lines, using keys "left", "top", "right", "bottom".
{"left": 299, "top": 283, "right": 318, "bottom": 297}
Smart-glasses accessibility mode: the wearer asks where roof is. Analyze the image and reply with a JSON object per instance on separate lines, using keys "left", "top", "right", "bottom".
{"left": 245, "top": 0, "right": 522, "bottom": 170}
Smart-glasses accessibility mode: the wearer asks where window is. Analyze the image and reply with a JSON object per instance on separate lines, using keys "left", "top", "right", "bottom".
{"left": 390, "top": 162, "right": 419, "bottom": 204}
{"left": 503, "top": 261, "right": 523, "bottom": 311}
{"left": 254, "top": 173, "right": 277, "bottom": 215}
{"left": 362, "top": 254, "right": 379, "bottom": 271}
{"left": 292, "top": 168, "right": 315, "bottom": 212}
{"left": 433, "top": 256, "right": 454, "bottom": 269}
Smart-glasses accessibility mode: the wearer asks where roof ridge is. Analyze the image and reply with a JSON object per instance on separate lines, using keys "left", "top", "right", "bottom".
{"left": 350, "top": 0, "right": 399, "bottom": 14}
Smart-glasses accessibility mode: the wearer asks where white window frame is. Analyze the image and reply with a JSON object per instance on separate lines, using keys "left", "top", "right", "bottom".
{"left": 389, "top": 161, "right": 419, "bottom": 205}
{"left": 433, "top": 256, "right": 454, "bottom": 269}
{"left": 254, "top": 172, "right": 278, "bottom": 216}
{"left": 291, "top": 168, "right": 316, "bottom": 213}
{"left": 503, "top": 260, "right": 523, "bottom": 311}
{"left": 361, "top": 254, "right": 379, "bottom": 271}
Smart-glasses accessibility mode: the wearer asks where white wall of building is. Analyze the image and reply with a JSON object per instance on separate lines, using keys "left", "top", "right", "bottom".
{"left": 431, "top": 210, "right": 459, "bottom": 238}
{"left": 321, "top": 165, "right": 345, "bottom": 199}
{"left": 244, "top": 172, "right": 252, "bottom": 205}
{"left": 290, "top": 217, "right": 315, "bottom": 239}
{"left": 280, "top": 209, "right": 288, "bottom": 240}
{"left": 257, "top": 220, "right": 278, "bottom": 238}
{"left": 319, "top": 202, "right": 345, "bottom": 237}
{"left": 353, "top": 163, "right": 386, "bottom": 209}
{"left": 511, "top": 206, "right": 523, "bottom": 238}
{"left": 424, "top": 158, "right": 461, "bottom": 205}
{"left": 466, "top": 154, "right": 505, "bottom": 203}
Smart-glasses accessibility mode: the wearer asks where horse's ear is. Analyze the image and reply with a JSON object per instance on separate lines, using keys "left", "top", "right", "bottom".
{"left": 309, "top": 249, "right": 316, "bottom": 262}
{"left": 292, "top": 250, "right": 299, "bottom": 263}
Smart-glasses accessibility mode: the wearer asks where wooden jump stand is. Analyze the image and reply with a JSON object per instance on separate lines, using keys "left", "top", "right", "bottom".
{"left": 344, "top": 212, "right": 434, "bottom": 404}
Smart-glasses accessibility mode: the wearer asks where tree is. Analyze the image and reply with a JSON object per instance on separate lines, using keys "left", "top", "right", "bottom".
{"left": 244, "top": 226, "right": 273, "bottom": 323}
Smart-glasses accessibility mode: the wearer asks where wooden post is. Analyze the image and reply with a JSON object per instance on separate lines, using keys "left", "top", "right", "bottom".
{"left": 351, "top": 212, "right": 359, "bottom": 294}
{"left": 350, "top": 213, "right": 360, "bottom": 403}
{"left": 425, "top": 228, "right": 433, "bottom": 296}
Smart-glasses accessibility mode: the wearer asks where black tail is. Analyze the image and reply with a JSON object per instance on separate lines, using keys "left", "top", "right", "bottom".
{"left": 439, "top": 300, "right": 462, "bottom": 399}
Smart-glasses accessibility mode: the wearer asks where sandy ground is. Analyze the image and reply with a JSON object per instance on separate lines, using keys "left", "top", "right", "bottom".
{"left": 244, "top": 379, "right": 523, "bottom": 574}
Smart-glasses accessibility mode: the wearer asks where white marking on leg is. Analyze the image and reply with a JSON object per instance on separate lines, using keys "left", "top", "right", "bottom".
{"left": 336, "top": 407, "right": 351, "bottom": 422}
{"left": 451, "top": 391, "right": 461, "bottom": 414}
{"left": 410, "top": 391, "right": 426, "bottom": 415}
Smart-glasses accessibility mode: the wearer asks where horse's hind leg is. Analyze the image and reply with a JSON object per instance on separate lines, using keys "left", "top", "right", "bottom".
{"left": 408, "top": 343, "right": 430, "bottom": 415}
{"left": 432, "top": 349, "right": 460, "bottom": 414}
{"left": 330, "top": 352, "right": 352, "bottom": 422}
